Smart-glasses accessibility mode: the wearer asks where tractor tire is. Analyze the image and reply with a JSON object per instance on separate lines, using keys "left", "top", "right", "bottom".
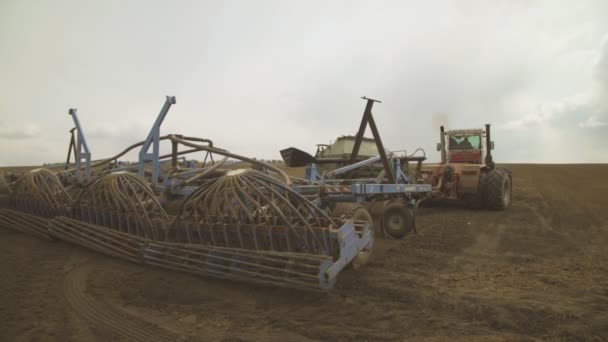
{"left": 382, "top": 200, "right": 415, "bottom": 239}
{"left": 484, "top": 169, "right": 511, "bottom": 210}
{"left": 498, "top": 167, "right": 512, "bottom": 183}
{"left": 464, "top": 173, "right": 487, "bottom": 209}
{"left": 331, "top": 203, "right": 373, "bottom": 269}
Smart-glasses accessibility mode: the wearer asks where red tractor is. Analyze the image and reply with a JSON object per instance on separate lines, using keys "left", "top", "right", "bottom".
{"left": 419, "top": 124, "right": 512, "bottom": 210}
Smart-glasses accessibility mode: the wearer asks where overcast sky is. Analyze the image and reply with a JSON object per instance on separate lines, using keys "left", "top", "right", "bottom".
{"left": 1, "top": 0, "right": 607, "bottom": 166}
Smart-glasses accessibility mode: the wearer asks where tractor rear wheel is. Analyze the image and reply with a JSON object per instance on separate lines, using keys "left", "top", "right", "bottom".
{"left": 464, "top": 172, "right": 487, "bottom": 209}
{"left": 331, "top": 203, "right": 373, "bottom": 269}
{"left": 498, "top": 167, "right": 512, "bottom": 183}
{"left": 382, "top": 200, "right": 415, "bottom": 239}
{"left": 485, "top": 169, "right": 511, "bottom": 210}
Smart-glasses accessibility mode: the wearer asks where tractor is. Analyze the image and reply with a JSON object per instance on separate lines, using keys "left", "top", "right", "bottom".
{"left": 419, "top": 124, "right": 512, "bottom": 210}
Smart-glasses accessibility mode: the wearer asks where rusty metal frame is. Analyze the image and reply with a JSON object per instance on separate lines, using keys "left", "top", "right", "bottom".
{"left": 349, "top": 96, "right": 395, "bottom": 183}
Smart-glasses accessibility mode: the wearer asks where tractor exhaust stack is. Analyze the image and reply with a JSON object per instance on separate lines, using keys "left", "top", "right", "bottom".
{"left": 485, "top": 123, "right": 495, "bottom": 169}
{"left": 440, "top": 125, "right": 447, "bottom": 164}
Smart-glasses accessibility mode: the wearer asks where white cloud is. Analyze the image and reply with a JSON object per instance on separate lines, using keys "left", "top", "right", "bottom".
{"left": 1, "top": 1, "right": 608, "bottom": 164}
{"left": 503, "top": 92, "right": 591, "bottom": 129}
{"left": 578, "top": 115, "right": 607, "bottom": 128}
{"left": 0, "top": 123, "right": 41, "bottom": 140}
{"left": 503, "top": 29, "right": 608, "bottom": 132}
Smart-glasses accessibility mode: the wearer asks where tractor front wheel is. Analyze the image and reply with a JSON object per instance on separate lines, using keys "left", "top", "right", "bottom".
{"left": 485, "top": 169, "right": 511, "bottom": 210}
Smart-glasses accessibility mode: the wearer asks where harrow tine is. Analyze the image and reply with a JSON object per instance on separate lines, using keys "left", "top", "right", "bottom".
{"left": 48, "top": 216, "right": 333, "bottom": 291}
{"left": 0, "top": 209, "right": 52, "bottom": 240}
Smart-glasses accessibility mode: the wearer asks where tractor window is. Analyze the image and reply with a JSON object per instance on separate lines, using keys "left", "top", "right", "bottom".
{"left": 449, "top": 135, "right": 481, "bottom": 150}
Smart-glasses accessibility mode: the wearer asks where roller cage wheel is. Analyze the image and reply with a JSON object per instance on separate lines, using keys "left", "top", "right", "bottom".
{"left": 484, "top": 168, "right": 512, "bottom": 210}
{"left": 332, "top": 202, "right": 374, "bottom": 235}
{"left": 382, "top": 201, "right": 415, "bottom": 239}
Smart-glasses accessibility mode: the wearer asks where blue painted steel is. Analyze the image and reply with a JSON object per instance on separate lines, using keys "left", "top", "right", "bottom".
{"left": 318, "top": 259, "right": 336, "bottom": 289}
{"left": 392, "top": 158, "right": 411, "bottom": 184}
{"left": 329, "top": 155, "right": 382, "bottom": 176}
{"left": 296, "top": 152, "right": 431, "bottom": 208}
{"left": 290, "top": 182, "right": 429, "bottom": 203}
{"left": 325, "top": 221, "right": 373, "bottom": 283}
{"left": 305, "top": 163, "right": 322, "bottom": 182}
{"left": 138, "top": 96, "right": 177, "bottom": 185}
{"left": 350, "top": 183, "right": 432, "bottom": 195}
{"left": 68, "top": 109, "right": 92, "bottom": 179}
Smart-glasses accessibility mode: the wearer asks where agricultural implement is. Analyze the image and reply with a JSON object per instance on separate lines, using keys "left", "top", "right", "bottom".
{"left": 419, "top": 125, "right": 512, "bottom": 210}
{"left": 0, "top": 96, "right": 373, "bottom": 291}
{"left": 281, "top": 97, "right": 432, "bottom": 239}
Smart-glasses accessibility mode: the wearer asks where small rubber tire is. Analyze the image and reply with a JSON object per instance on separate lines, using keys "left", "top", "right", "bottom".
{"left": 382, "top": 201, "right": 415, "bottom": 239}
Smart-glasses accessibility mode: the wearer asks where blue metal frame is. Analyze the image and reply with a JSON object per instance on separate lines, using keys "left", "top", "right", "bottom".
{"left": 68, "top": 108, "right": 92, "bottom": 179}
{"left": 351, "top": 183, "right": 431, "bottom": 195}
{"left": 329, "top": 155, "right": 382, "bottom": 177}
{"left": 391, "top": 158, "right": 410, "bottom": 184}
{"left": 305, "top": 163, "right": 322, "bottom": 182}
{"left": 323, "top": 221, "right": 373, "bottom": 289}
{"left": 138, "top": 96, "right": 177, "bottom": 185}
{"left": 299, "top": 155, "right": 431, "bottom": 203}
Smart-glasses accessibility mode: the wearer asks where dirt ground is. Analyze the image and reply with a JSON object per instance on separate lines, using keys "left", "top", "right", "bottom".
{"left": 0, "top": 164, "right": 607, "bottom": 341}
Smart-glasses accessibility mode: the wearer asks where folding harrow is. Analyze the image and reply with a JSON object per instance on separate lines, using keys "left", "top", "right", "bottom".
{"left": 0, "top": 96, "right": 374, "bottom": 291}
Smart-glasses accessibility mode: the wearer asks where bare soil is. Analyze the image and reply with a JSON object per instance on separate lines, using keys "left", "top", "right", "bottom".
{"left": 1, "top": 164, "right": 607, "bottom": 341}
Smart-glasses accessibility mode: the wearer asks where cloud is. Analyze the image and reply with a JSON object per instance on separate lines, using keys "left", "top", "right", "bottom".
{"left": 578, "top": 115, "right": 607, "bottom": 128}
{"left": 0, "top": 123, "right": 41, "bottom": 140}
{"left": 1, "top": 1, "right": 608, "bottom": 164}
{"left": 87, "top": 122, "right": 148, "bottom": 140}
{"left": 502, "top": 93, "right": 591, "bottom": 129}
{"left": 503, "top": 32, "right": 608, "bottom": 131}
{"left": 595, "top": 33, "right": 608, "bottom": 85}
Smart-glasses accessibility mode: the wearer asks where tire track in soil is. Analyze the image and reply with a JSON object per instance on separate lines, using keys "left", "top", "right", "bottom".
{"left": 63, "top": 263, "right": 180, "bottom": 342}
{"left": 0, "top": 231, "right": 73, "bottom": 342}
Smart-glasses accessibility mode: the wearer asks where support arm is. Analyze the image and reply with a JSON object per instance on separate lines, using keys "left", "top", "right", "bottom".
{"left": 68, "top": 108, "right": 92, "bottom": 178}
{"left": 138, "top": 96, "right": 177, "bottom": 184}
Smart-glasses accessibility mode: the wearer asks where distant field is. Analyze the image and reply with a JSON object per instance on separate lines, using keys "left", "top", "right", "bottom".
{"left": 0, "top": 164, "right": 607, "bottom": 340}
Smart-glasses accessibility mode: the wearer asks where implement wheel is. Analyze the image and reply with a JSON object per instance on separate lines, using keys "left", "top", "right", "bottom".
{"left": 382, "top": 200, "right": 415, "bottom": 239}
{"left": 484, "top": 169, "right": 511, "bottom": 210}
{"left": 332, "top": 203, "right": 373, "bottom": 269}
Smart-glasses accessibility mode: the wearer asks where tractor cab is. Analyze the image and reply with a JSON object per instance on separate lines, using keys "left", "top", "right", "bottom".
{"left": 437, "top": 127, "right": 494, "bottom": 166}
